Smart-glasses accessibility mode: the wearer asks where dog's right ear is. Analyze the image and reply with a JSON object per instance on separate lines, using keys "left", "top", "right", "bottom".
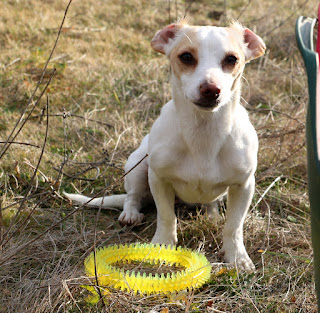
{"left": 151, "top": 24, "right": 182, "bottom": 55}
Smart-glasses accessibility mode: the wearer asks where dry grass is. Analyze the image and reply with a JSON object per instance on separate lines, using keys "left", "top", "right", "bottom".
{"left": 0, "top": 0, "right": 317, "bottom": 312}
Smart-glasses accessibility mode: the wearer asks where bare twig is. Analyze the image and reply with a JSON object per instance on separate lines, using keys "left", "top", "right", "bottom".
{"left": 1, "top": 96, "right": 50, "bottom": 248}
{"left": 51, "top": 155, "right": 122, "bottom": 182}
{"left": 0, "top": 0, "right": 73, "bottom": 159}
{"left": 26, "top": 112, "right": 113, "bottom": 128}
{"left": 258, "top": 125, "right": 304, "bottom": 139}
{"left": 184, "top": 0, "right": 195, "bottom": 17}
{"left": 0, "top": 141, "right": 40, "bottom": 148}
{"left": 255, "top": 188, "right": 271, "bottom": 253}
{"left": 52, "top": 109, "right": 71, "bottom": 189}
{"left": 2, "top": 194, "right": 53, "bottom": 247}
{"left": 263, "top": 0, "right": 309, "bottom": 37}
{"left": 237, "top": 0, "right": 253, "bottom": 20}
{"left": 0, "top": 201, "right": 2, "bottom": 247}
{"left": 0, "top": 153, "right": 148, "bottom": 266}
{"left": 63, "top": 109, "right": 68, "bottom": 165}
{"left": 252, "top": 175, "right": 283, "bottom": 211}
{"left": 248, "top": 108, "right": 305, "bottom": 126}
{"left": 53, "top": 165, "right": 100, "bottom": 181}
{"left": 59, "top": 157, "right": 110, "bottom": 167}
{"left": 0, "top": 191, "right": 52, "bottom": 212}
{"left": 0, "top": 71, "right": 55, "bottom": 159}
{"left": 92, "top": 201, "right": 106, "bottom": 306}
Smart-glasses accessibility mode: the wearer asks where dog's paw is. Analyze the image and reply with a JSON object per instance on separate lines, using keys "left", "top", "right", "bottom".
{"left": 151, "top": 232, "right": 178, "bottom": 246}
{"left": 221, "top": 247, "right": 255, "bottom": 272}
{"left": 118, "top": 210, "right": 144, "bottom": 226}
{"left": 232, "top": 255, "right": 255, "bottom": 271}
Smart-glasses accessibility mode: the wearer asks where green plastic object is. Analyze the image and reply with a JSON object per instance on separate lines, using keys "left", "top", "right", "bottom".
{"left": 296, "top": 15, "right": 320, "bottom": 309}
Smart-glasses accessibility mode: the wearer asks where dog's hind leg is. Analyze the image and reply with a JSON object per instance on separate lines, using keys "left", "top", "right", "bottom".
{"left": 204, "top": 201, "right": 222, "bottom": 222}
{"left": 118, "top": 136, "right": 150, "bottom": 226}
{"left": 205, "top": 194, "right": 226, "bottom": 222}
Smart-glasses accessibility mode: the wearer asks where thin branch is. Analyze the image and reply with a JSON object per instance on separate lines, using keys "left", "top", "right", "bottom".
{"left": 252, "top": 175, "right": 283, "bottom": 211}
{"left": 93, "top": 200, "right": 106, "bottom": 306}
{"left": 2, "top": 194, "right": 53, "bottom": 247}
{"left": 0, "top": 70, "right": 55, "bottom": 159}
{"left": 54, "top": 165, "right": 100, "bottom": 181}
{"left": 0, "top": 141, "right": 40, "bottom": 148}
{"left": 0, "top": 201, "right": 2, "bottom": 247}
{"left": 237, "top": 0, "right": 253, "bottom": 20}
{"left": 26, "top": 113, "right": 113, "bottom": 128}
{"left": 0, "top": 153, "right": 148, "bottom": 266}
{"left": 258, "top": 125, "right": 304, "bottom": 139}
{"left": 0, "top": 191, "right": 52, "bottom": 212}
{"left": 50, "top": 109, "right": 71, "bottom": 190}
{"left": 0, "top": 0, "right": 73, "bottom": 159}
{"left": 247, "top": 108, "right": 305, "bottom": 126}
{"left": 184, "top": 0, "right": 195, "bottom": 17}
{"left": 1, "top": 102, "right": 52, "bottom": 245}
{"left": 1, "top": 97, "right": 50, "bottom": 247}
{"left": 263, "top": 0, "right": 310, "bottom": 37}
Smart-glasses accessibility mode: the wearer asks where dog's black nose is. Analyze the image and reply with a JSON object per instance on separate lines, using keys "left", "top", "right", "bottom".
{"left": 199, "top": 82, "right": 221, "bottom": 100}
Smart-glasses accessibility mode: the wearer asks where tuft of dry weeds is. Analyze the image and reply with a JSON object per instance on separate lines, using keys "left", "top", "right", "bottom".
{"left": 0, "top": 0, "right": 317, "bottom": 312}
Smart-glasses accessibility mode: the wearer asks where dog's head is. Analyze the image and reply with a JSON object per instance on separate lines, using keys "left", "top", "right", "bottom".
{"left": 151, "top": 21, "right": 266, "bottom": 111}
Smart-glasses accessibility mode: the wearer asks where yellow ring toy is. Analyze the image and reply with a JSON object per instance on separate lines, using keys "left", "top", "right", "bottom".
{"left": 84, "top": 243, "right": 211, "bottom": 297}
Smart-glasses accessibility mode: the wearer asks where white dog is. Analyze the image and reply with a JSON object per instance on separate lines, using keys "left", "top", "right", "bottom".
{"left": 65, "top": 21, "right": 265, "bottom": 271}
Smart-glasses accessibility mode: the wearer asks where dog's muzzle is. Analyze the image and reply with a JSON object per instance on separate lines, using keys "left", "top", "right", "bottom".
{"left": 194, "top": 82, "right": 221, "bottom": 109}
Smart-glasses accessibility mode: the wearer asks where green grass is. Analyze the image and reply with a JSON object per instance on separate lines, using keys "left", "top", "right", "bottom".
{"left": 0, "top": 0, "right": 317, "bottom": 312}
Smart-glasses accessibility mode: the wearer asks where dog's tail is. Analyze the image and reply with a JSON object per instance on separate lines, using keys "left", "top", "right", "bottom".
{"left": 63, "top": 192, "right": 126, "bottom": 208}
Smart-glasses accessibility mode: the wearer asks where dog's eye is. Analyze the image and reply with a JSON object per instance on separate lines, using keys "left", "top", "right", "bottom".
{"left": 179, "top": 53, "right": 195, "bottom": 65}
{"left": 224, "top": 55, "right": 238, "bottom": 65}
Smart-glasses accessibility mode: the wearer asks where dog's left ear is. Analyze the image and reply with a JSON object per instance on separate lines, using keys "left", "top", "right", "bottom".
{"left": 229, "top": 22, "right": 266, "bottom": 62}
{"left": 151, "top": 23, "right": 183, "bottom": 55}
{"left": 243, "top": 28, "right": 266, "bottom": 62}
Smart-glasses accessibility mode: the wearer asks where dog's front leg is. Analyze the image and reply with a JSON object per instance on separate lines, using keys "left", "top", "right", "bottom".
{"left": 222, "top": 176, "right": 255, "bottom": 271}
{"left": 148, "top": 169, "right": 177, "bottom": 245}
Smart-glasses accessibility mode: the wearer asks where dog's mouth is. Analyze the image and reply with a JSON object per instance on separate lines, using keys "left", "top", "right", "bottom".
{"left": 193, "top": 99, "right": 219, "bottom": 110}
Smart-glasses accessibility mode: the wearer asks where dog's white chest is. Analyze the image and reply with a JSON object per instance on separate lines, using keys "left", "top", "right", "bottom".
{"left": 147, "top": 100, "right": 258, "bottom": 205}
{"left": 149, "top": 147, "right": 235, "bottom": 203}
{"left": 171, "top": 178, "right": 228, "bottom": 204}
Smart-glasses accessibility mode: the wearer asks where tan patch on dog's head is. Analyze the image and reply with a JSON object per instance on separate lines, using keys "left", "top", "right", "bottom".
{"left": 221, "top": 51, "right": 244, "bottom": 77}
{"left": 228, "top": 21, "right": 266, "bottom": 62}
{"left": 168, "top": 27, "right": 200, "bottom": 79}
{"left": 223, "top": 26, "right": 247, "bottom": 77}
